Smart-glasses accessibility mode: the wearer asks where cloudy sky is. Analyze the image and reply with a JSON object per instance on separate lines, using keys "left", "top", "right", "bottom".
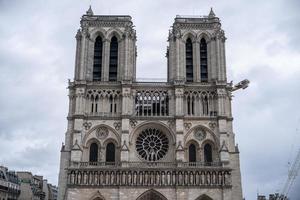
{"left": 0, "top": 0, "right": 299, "bottom": 199}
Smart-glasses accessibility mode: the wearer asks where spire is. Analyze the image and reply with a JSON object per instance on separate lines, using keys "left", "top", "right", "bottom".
{"left": 86, "top": 5, "right": 94, "bottom": 16}
{"left": 208, "top": 7, "right": 216, "bottom": 18}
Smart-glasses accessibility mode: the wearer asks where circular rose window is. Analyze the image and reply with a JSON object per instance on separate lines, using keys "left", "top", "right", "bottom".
{"left": 136, "top": 128, "right": 169, "bottom": 161}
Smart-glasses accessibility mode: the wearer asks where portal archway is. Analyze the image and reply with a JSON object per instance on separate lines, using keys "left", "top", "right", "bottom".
{"left": 195, "top": 194, "right": 213, "bottom": 200}
{"left": 137, "top": 189, "right": 167, "bottom": 200}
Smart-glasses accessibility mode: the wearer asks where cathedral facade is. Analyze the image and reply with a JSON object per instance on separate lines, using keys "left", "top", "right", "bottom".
{"left": 58, "top": 7, "right": 244, "bottom": 200}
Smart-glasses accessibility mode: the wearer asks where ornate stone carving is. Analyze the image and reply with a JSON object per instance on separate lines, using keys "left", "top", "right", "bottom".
{"left": 96, "top": 127, "right": 109, "bottom": 139}
{"left": 172, "top": 25, "right": 182, "bottom": 40}
{"left": 176, "top": 141, "right": 184, "bottom": 151}
{"left": 123, "top": 24, "right": 136, "bottom": 40}
{"left": 167, "top": 120, "right": 175, "bottom": 128}
{"left": 136, "top": 128, "right": 169, "bottom": 161}
{"left": 130, "top": 119, "right": 137, "bottom": 128}
{"left": 209, "top": 122, "right": 217, "bottom": 130}
{"left": 194, "top": 128, "right": 206, "bottom": 141}
{"left": 113, "top": 122, "right": 121, "bottom": 130}
{"left": 83, "top": 121, "right": 92, "bottom": 130}
{"left": 184, "top": 122, "right": 192, "bottom": 130}
{"left": 121, "top": 140, "right": 129, "bottom": 151}
{"left": 212, "top": 28, "right": 226, "bottom": 42}
{"left": 75, "top": 29, "right": 82, "bottom": 40}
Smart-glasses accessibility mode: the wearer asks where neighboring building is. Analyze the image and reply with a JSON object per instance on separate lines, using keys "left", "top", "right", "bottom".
{"left": 257, "top": 194, "right": 288, "bottom": 200}
{"left": 17, "top": 172, "right": 45, "bottom": 200}
{"left": 47, "top": 184, "right": 57, "bottom": 200}
{"left": 58, "top": 7, "right": 245, "bottom": 200}
{"left": 0, "top": 166, "right": 20, "bottom": 200}
{"left": 43, "top": 180, "right": 49, "bottom": 200}
{"left": 43, "top": 180, "right": 58, "bottom": 200}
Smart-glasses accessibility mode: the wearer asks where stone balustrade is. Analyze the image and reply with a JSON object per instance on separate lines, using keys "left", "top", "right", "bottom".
{"left": 70, "top": 161, "right": 223, "bottom": 168}
{"left": 67, "top": 162, "right": 231, "bottom": 188}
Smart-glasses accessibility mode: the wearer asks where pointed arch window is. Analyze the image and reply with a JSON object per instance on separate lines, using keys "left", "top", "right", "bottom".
{"left": 189, "top": 143, "right": 197, "bottom": 162}
{"left": 204, "top": 143, "right": 213, "bottom": 163}
{"left": 89, "top": 143, "right": 98, "bottom": 162}
{"left": 109, "top": 36, "right": 118, "bottom": 81}
{"left": 106, "top": 142, "right": 116, "bottom": 163}
{"left": 200, "top": 38, "right": 208, "bottom": 82}
{"left": 93, "top": 36, "right": 103, "bottom": 81}
{"left": 186, "top": 38, "right": 193, "bottom": 82}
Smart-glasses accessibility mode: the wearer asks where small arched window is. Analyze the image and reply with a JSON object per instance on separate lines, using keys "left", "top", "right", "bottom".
{"left": 186, "top": 38, "right": 193, "bottom": 82}
{"left": 109, "top": 36, "right": 118, "bottom": 81}
{"left": 204, "top": 143, "right": 213, "bottom": 163}
{"left": 89, "top": 143, "right": 98, "bottom": 162}
{"left": 189, "top": 143, "right": 197, "bottom": 162}
{"left": 106, "top": 142, "right": 116, "bottom": 163}
{"left": 93, "top": 36, "right": 103, "bottom": 81}
{"left": 200, "top": 38, "right": 208, "bottom": 82}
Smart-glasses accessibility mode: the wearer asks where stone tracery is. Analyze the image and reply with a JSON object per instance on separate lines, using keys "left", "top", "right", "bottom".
{"left": 86, "top": 89, "right": 121, "bottom": 116}
{"left": 136, "top": 128, "right": 169, "bottom": 161}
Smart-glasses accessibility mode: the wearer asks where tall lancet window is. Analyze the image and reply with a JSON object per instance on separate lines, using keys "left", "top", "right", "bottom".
{"left": 186, "top": 38, "right": 193, "bottom": 82}
{"left": 204, "top": 143, "right": 213, "bottom": 163}
{"left": 109, "top": 36, "right": 118, "bottom": 81}
{"left": 106, "top": 142, "right": 116, "bottom": 163}
{"left": 89, "top": 143, "right": 98, "bottom": 162}
{"left": 188, "top": 143, "right": 197, "bottom": 162}
{"left": 93, "top": 36, "right": 103, "bottom": 81}
{"left": 200, "top": 38, "right": 208, "bottom": 82}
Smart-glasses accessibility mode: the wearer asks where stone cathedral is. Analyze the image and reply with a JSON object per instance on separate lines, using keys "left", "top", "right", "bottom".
{"left": 58, "top": 7, "right": 245, "bottom": 200}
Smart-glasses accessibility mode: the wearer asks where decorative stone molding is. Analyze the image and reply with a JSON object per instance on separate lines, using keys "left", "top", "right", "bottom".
{"left": 167, "top": 120, "right": 175, "bottom": 129}
{"left": 184, "top": 122, "right": 192, "bottom": 130}
{"left": 113, "top": 122, "right": 121, "bottom": 130}
{"left": 96, "top": 127, "right": 109, "bottom": 139}
{"left": 209, "top": 122, "right": 217, "bottom": 130}
{"left": 194, "top": 128, "right": 207, "bottom": 141}
{"left": 83, "top": 121, "right": 92, "bottom": 130}
{"left": 71, "top": 140, "right": 82, "bottom": 151}
{"left": 130, "top": 119, "right": 138, "bottom": 128}
{"left": 121, "top": 140, "right": 129, "bottom": 151}
{"left": 176, "top": 141, "right": 184, "bottom": 151}
{"left": 75, "top": 29, "right": 82, "bottom": 40}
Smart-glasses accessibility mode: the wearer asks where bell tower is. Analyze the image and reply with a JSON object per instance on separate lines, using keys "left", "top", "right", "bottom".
{"left": 167, "top": 9, "right": 227, "bottom": 83}
{"left": 74, "top": 6, "right": 137, "bottom": 82}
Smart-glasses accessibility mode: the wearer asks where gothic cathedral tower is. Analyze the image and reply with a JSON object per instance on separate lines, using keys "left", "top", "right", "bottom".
{"left": 58, "top": 7, "right": 243, "bottom": 200}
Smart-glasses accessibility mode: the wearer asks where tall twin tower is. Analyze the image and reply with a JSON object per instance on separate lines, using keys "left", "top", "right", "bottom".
{"left": 58, "top": 7, "right": 244, "bottom": 200}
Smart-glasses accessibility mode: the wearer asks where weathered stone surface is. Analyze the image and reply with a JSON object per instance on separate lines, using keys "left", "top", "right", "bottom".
{"left": 58, "top": 7, "right": 243, "bottom": 200}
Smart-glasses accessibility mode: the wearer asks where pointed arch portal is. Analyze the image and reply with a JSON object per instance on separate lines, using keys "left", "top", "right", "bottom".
{"left": 196, "top": 194, "right": 213, "bottom": 200}
{"left": 137, "top": 190, "right": 167, "bottom": 200}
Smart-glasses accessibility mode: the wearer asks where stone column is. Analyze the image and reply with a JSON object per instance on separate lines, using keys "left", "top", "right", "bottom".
{"left": 220, "top": 38, "right": 227, "bottom": 82}
{"left": 210, "top": 38, "right": 217, "bottom": 80}
{"left": 175, "top": 119, "right": 184, "bottom": 161}
{"left": 207, "top": 40, "right": 212, "bottom": 82}
{"left": 78, "top": 33, "right": 88, "bottom": 80}
{"left": 168, "top": 39, "right": 175, "bottom": 82}
{"left": 174, "top": 87, "right": 185, "bottom": 161}
{"left": 120, "top": 86, "right": 132, "bottom": 163}
{"left": 103, "top": 39, "right": 110, "bottom": 81}
{"left": 74, "top": 30, "right": 82, "bottom": 80}
{"left": 175, "top": 38, "right": 181, "bottom": 80}
{"left": 193, "top": 40, "right": 200, "bottom": 82}
{"left": 215, "top": 38, "right": 221, "bottom": 81}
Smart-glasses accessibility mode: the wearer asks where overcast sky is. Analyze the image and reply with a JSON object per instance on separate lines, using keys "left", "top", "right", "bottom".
{"left": 0, "top": 0, "right": 299, "bottom": 199}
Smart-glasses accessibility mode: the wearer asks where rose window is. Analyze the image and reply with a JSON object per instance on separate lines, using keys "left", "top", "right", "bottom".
{"left": 136, "top": 128, "right": 169, "bottom": 161}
